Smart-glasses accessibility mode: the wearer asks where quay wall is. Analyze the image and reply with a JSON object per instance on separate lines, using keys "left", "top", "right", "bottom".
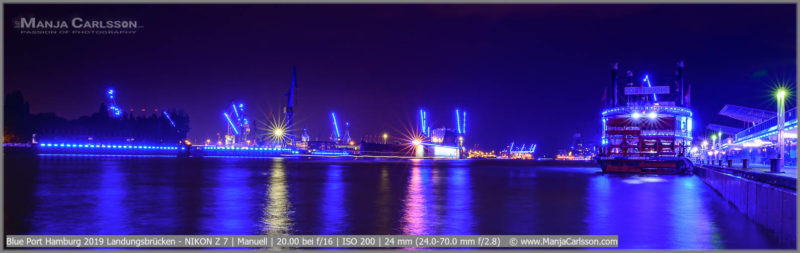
{"left": 694, "top": 165, "right": 796, "bottom": 248}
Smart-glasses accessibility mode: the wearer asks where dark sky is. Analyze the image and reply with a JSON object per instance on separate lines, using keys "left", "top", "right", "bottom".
{"left": 4, "top": 4, "right": 796, "bottom": 155}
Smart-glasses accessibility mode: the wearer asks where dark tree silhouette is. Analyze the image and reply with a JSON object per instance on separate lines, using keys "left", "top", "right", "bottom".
{"left": 4, "top": 91, "right": 191, "bottom": 144}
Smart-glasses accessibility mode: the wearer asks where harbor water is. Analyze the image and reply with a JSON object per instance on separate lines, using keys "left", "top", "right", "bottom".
{"left": 4, "top": 155, "right": 787, "bottom": 249}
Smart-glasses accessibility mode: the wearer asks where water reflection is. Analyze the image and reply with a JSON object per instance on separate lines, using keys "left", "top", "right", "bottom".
{"left": 262, "top": 158, "right": 293, "bottom": 234}
{"left": 586, "top": 175, "right": 740, "bottom": 249}
{"left": 443, "top": 166, "right": 474, "bottom": 235}
{"left": 401, "top": 163, "right": 435, "bottom": 235}
{"left": 204, "top": 159, "right": 250, "bottom": 234}
{"left": 5, "top": 155, "right": 786, "bottom": 249}
{"left": 95, "top": 159, "right": 131, "bottom": 234}
{"left": 321, "top": 165, "right": 346, "bottom": 234}
{"left": 375, "top": 167, "right": 392, "bottom": 232}
{"left": 668, "top": 177, "right": 720, "bottom": 249}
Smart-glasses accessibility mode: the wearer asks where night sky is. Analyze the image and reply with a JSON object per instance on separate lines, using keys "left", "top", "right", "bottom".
{"left": 4, "top": 4, "right": 796, "bottom": 155}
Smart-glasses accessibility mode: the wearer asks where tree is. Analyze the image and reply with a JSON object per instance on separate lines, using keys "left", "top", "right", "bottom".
{"left": 4, "top": 91, "right": 32, "bottom": 142}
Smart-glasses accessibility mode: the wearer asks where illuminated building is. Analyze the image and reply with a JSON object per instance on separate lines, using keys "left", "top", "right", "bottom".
{"left": 557, "top": 133, "right": 597, "bottom": 160}
{"left": 709, "top": 103, "right": 797, "bottom": 168}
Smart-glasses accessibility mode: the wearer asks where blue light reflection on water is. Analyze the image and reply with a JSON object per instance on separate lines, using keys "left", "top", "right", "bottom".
{"left": 5, "top": 156, "right": 787, "bottom": 249}
{"left": 321, "top": 165, "right": 346, "bottom": 234}
{"left": 202, "top": 159, "right": 252, "bottom": 235}
{"left": 442, "top": 166, "right": 473, "bottom": 235}
{"left": 95, "top": 159, "right": 132, "bottom": 235}
{"left": 401, "top": 164, "right": 435, "bottom": 235}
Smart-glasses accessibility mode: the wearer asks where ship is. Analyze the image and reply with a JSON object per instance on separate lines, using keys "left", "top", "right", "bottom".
{"left": 596, "top": 61, "right": 694, "bottom": 174}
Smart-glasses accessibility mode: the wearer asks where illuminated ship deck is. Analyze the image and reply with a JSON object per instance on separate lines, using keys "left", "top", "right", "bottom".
{"left": 601, "top": 104, "right": 693, "bottom": 157}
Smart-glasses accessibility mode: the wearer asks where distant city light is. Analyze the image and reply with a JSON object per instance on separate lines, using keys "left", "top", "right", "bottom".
{"left": 412, "top": 139, "right": 422, "bottom": 146}
{"left": 631, "top": 112, "right": 642, "bottom": 119}
{"left": 647, "top": 111, "right": 658, "bottom": 119}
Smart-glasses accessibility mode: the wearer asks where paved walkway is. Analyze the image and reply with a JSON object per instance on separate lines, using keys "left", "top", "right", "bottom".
{"left": 734, "top": 164, "right": 797, "bottom": 178}
{"left": 694, "top": 160, "right": 797, "bottom": 179}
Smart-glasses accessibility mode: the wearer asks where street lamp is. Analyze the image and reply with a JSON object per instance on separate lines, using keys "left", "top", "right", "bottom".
{"left": 775, "top": 88, "right": 787, "bottom": 172}
{"left": 700, "top": 140, "right": 710, "bottom": 164}
{"left": 383, "top": 133, "right": 388, "bottom": 144}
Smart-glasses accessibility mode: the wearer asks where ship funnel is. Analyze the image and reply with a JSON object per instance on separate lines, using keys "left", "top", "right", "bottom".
{"left": 612, "top": 62, "right": 619, "bottom": 106}
{"left": 677, "top": 60, "right": 685, "bottom": 106}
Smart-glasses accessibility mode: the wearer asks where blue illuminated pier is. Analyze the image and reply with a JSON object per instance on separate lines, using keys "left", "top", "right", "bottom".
{"left": 36, "top": 143, "right": 301, "bottom": 157}
{"left": 37, "top": 143, "right": 182, "bottom": 156}
{"left": 193, "top": 145, "right": 298, "bottom": 157}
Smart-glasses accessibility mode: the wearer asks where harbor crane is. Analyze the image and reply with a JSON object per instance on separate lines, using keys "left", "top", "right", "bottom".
{"left": 284, "top": 66, "right": 298, "bottom": 149}
{"left": 223, "top": 101, "right": 252, "bottom": 146}
{"left": 106, "top": 88, "right": 122, "bottom": 118}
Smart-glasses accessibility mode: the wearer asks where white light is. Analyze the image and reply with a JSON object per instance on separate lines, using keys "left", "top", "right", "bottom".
{"left": 631, "top": 112, "right": 641, "bottom": 119}
{"left": 647, "top": 112, "right": 658, "bottom": 120}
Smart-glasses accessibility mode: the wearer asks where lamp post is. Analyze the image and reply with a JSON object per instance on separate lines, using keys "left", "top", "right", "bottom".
{"left": 711, "top": 135, "right": 717, "bottom": 163}
{"left": 701, "top": 140, "right": 709, "bottom": 163}
{"left": 383, "top": 133, "right": 388, "bottom": 144}
{"left": 776, "top": 88, "right": 787, "bottom": 172}
{"left": 718, "top": 131, "right": 724, "bottom": 163}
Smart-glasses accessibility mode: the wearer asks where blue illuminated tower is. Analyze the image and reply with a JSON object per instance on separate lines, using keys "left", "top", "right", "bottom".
{"left": 455, "top": 108, "right": 466, "bottom": 134}
{"left": 419, "top": 108, "right": 429, "bottom": 137}
{"left": 106, "top": 88, "right": 122, "bottom": 118}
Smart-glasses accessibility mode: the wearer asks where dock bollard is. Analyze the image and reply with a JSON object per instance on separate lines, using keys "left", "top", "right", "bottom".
{"left": 769, "top": 158, "right": 780, "bottom": 173}
{"left": 727, "top": 160, "right": 732, "bottom": 168}
{"left": 742, "top": 159, "right": 748, "bottom": 169}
